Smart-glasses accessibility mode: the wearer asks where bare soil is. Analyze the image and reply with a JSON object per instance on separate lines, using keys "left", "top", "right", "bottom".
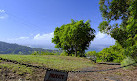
{"left": 68, "top": 64, "right": 137, "bottom": 81}
{"left": 0, "top": 62, "right": 137, "bottom": 81}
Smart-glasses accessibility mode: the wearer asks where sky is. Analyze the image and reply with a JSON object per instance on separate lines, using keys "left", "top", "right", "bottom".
{"left": 0, "top": 0, "right": 115, "bottom": 49}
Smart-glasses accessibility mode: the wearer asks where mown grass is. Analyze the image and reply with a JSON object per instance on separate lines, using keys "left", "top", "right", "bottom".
{"left": 0, "top": 54, "right": 93, "bottom": 71}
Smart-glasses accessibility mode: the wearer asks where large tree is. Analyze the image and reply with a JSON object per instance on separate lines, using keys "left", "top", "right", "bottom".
{"left": 98, "top": 0, "right": 137, "bottom": 58}
{"left": 52, "top": 19, "right": 95, "bottom": 57}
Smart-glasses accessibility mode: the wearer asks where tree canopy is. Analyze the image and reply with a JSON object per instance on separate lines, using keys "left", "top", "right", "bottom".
{"left": 98, "top": 0, "right": 137, "bottom": 58}
{"left": 52, "top": 19, "right": 95, "bottom": 57}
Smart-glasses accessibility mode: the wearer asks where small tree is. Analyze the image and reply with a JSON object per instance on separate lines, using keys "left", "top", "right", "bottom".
{"left": 52, "top": 19, "right": 95, "bottom": 57}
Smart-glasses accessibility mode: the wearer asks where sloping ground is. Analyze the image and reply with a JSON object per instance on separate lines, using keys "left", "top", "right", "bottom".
{"left": 0, "top": 61, "right": 137, "bottom": 81}
{"left": 68, "top": 64, "right": 137, "bottom": 81}
{"left": 0, "top": 65, "right": 46, "bottom": 81}
{"left": 0, "top": 55, "right": 93, "bottom": 71}
{"left": 0, "top": 55, "right": 137, "bottom": 81}
{"left": 0, "top": 55, "right": 93, "bottom": 81}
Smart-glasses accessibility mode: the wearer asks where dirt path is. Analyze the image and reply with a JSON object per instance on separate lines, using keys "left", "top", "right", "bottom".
{"left": 68, "top": 64, "right": 137, "bottom": 81}
{"left": 0, "top": 62, "right": 137, "bottom": 81}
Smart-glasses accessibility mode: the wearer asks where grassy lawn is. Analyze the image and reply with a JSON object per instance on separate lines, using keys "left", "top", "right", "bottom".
{"left": 0, "top": 54, "right": 93, "bottom": 71}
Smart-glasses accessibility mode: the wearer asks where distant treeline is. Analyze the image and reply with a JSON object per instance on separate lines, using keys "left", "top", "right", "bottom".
{"left": 0, "top": 41, "right": 59, "bottom": 54}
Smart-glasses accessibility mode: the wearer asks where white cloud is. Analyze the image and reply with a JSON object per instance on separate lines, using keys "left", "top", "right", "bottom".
{"left": 34, "top": 34, "right": 41, "bottom": 40}
{"left": 8, "top": 37, "right": 29, "bottom": 41}
{"left": 33, "top": 32, "right": 54, "bottom": 40}
{"left": 96, "top": 32, "right": 106, "bottom": 39}
{"left": 0, "top": 14, "right": 8, "bottom": 19}
{"left": 8, "top": 32, "right": 54, "bottom": 44}
{"left": 17, "top": 37, "right": 29, "bottom": 40}
{"left": 91, "top": 32, "right": 115, "bottom": 45}
{"left": 0, "top": 10, "right": 8, "bottom": 19}
{"left": 5, "top": 32, "right": 115, "bottom": 50}
{"left": 0, "top": 10, "right": 5, "bottom": 13}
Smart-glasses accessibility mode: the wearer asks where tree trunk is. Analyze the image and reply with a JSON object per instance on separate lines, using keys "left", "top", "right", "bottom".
{"left": 67, "top": 50, "right": 70, "bottom": 56}
{"left": 68, "top": 53, "right": 70, "bottom": 56}
{"left": 75, "top": 48, "right": 77, "bottom": 57}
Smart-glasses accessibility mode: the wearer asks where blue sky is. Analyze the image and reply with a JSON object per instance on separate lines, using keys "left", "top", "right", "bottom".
{"left": 0, "top": 0, "right": 115, "bottom": 49}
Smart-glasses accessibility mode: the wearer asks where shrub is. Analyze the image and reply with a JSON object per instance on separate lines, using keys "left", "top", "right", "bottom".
{"left": 121, "top": 57, "right": 137, "bottom": 69}
{"left": 60, "top": 51, "right": 68, "bottom": 56}
{"left": 31, "top": 51, "right": 55, "bottom": 55}
{"left": 31, "top": 51, "right": 39, "bottom": 55}
{"left": 85, "top": 51, "right": 96, "bottom": 57}
{"left": 86, "top": 51, "right": 97, "bottom": 62}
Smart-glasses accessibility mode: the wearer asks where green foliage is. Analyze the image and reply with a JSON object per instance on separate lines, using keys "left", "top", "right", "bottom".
{"left": 124, "top": 45, "right": 137, "bottom": 60}
{"left": 31, "top": 51, "right": 55, "bottom": 55}
{"left": 94, "top": 42, "right": 125, "bottom": 63}
{"left": 98, "top": 21, "right": 110, "bottom": 34}
{"left": 97, "top": 48, "right": 118, "bottom": 62}
{"left": 98, "top": 0, "right": 136, "bottom": 40}
{"left": 129, "top": 0, "right": 137, "bottom": 19}
{"left": 31, "top": 51, "right": 39, "bottom": 55}
{"left": 86, "top": 51, "right": 97, "bottom": 62}
{"left": 60, "top": 51, "right": 80, "bottom": 57}
{"left": 60, "top": 51, "right": 69, "bottom": 56}
{"left": 99, "top": 0, "right": 131, "bottom": 21}
{"left": 98, "top": 0, "right": 137, "bottom": 61}
{"left": 111, "top": 28, "right": 128, "bottom": 47}
{"left": 121, "top": 56, "right": 137, "bottom": 69}
{"left": 86, "top": 51, "right": 97, "bottom": 56}
{"left": 52, "top": 19, "right": 95, "bottom": 57}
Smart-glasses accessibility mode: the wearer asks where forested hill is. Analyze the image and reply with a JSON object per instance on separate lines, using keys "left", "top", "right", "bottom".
{"left": 0, "top": 41, "right": 57, "bottom": 54}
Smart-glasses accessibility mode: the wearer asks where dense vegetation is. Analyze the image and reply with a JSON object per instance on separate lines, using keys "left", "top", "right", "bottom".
{"left": 86, "top": 42, "right": 125, "bottom": 63}
{"left": 86, "top": 0, "right": 137, "bottom": 67}
{"left": 52, "top": 19, "right": 95, "bottom": 57}
{"left": 0, "top": 41, "right": 58, "bottom": 54}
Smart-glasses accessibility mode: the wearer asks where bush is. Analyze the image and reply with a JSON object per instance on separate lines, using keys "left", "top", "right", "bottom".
{"left": 121, "top": 57, "right": 137, "bottom": 69}
{"left": 96, "top": 48, "right": 119, "bottom": 62}
{"left": 31, "top": 51, "right": 55, "bottom": 55}
{"left": 60, "top": 51, "right": 68, "bottom": 56}
{"left": 95, "top": 43, "right": 126, "bottom": 63}
{"left": 85, "top": 51, "right": 96, "bottom": 57}
{"left": 86, "top": 51, "right": 97, "bottom": 62}
{"left": 31, "top": 51, "right": 39, "bottom": 55}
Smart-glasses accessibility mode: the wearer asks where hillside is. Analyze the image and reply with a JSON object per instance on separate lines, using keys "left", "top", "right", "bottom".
{"left": 0, "top": 55, "right": 93, "bottom": 80}
{"left": 0, "top": 55, "right": 137, "bottom": 81}
{"left": 0, "top": 41, "right": 58, "bottom": 54}
{"left": 86, "top": 44, "right": 112, "bottom": 52}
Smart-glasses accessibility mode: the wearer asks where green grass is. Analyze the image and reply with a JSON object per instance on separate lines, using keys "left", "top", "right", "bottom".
{"left": 0, "top": 63, "right": 33, "bottom": 75}
{"left": 0, "top": 54, "right": 93, "bottom": 71}
{"left": 0, "top": 54, "right": 93, "bottom": 80}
